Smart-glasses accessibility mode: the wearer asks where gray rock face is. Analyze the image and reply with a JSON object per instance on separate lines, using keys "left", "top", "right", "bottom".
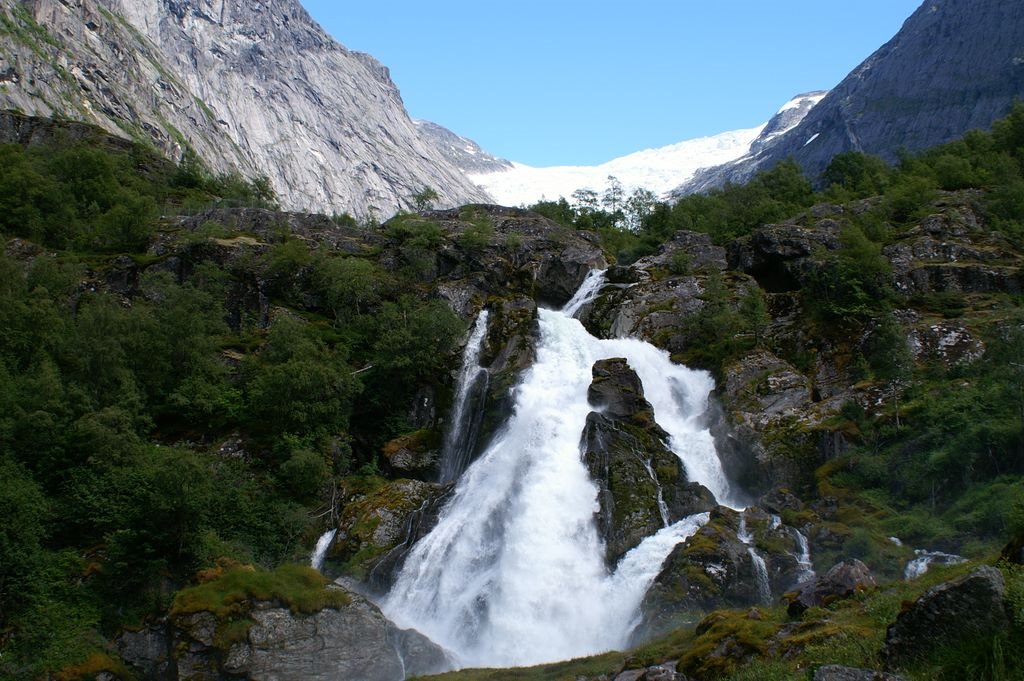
{"left": 581, "top": 358, "right": 716, "bottom": 565}
{"left": 883, "top": 566, "right": 1010, "bottom": 667}
{"left": 583, "top": 230, "right": 729, "bottom": 346}
{"left": 677, "top": 0, "right": 1024, "bottom": 192}
{"left": 0, "top": 0, "right": 490, "bottom": 216}
{"left": 125, "top": 587, "right": 451, "bottom": 681}
{"left": 785, "top": 559, "right": 877, "bottom": 617}
{"left": 415, "top": 119, "right": 513, "bottom": 175}
{"left": 220, "top": 598, "right": 449, "bottom": 681}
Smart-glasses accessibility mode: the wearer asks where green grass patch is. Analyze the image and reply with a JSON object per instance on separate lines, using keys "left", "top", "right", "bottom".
{"left": 170, "top": 563, "right": 349, "bottom": 618}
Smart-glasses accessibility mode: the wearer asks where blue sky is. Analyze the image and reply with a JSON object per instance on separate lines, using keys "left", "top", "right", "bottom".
{"left": 301, "top": 1, "right": 923, "bottom": 167}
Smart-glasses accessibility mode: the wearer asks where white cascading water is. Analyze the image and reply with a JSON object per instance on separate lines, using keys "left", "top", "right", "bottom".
{"left": 737, "top": 514, "right": 772, "bottom": 605}
{"left": 643, "top": 458, "right": 672, "bottom": 527}
{"left": 382, "top": 271, "right": 733, "bottom": 668}
{"left": 310, "top": 528, "right": 337, "bottom": 572}
{"left": 439, "top": 310, "right": 491, "bottom": 483}
{"left": 791, "top": 527, "right": 815, "bottom": 583}
{"left": 904, "top": 549, "right": 966, "bottom": 580}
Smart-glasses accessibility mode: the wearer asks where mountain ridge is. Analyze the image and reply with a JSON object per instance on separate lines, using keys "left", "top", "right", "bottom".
{"left": 674, "top": 0, "right": 1024, "bottom": 194}
{"left": 0, "top": 0, "right": 490, "bottom": 216}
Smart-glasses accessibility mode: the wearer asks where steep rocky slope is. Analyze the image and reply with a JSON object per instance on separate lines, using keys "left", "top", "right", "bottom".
{"left": 677, "top": 0, "right": 1024, "bottom": 193}
{"left": 0, "top": 0, "right": 489, "bottom": 215}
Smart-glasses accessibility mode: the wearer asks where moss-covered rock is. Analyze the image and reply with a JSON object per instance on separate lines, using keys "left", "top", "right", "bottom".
{"left": 581, "top": 358, "right": 715, "bottom": 566}
{"left": 636, "top": 505, "right": 815, "bottom": 642}
{"left": 125, "top": 564, "right": 450, "bottom": 681}
{"left": 331, "top": 478, "right": 450, "bottom": 583}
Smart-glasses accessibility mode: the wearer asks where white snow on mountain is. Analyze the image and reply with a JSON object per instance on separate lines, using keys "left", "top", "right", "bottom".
{"left": 468, "top": 125, "right": 765, "bottom": 208}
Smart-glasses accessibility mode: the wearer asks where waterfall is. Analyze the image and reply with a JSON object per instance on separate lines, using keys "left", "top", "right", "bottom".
{"left": 747, "top": 549, "right": 772, "bottom": 605}
{"left": 790, "top": 527, "right": 815, "bottom": 583}
{"left": 439, "top": 310, "right": 491, "bottom": 483}
{"left": 310, "top": 528, "right": 337, "bottom": 572}
{"left": 737, "top": 513, "right": 771, "bottom": 605}
{"left": 382, "top": 272, "right": 730, "bottom": 668}
{"left": 642, "top": 457, "right": 671, "bottom": 527}
{"left": 904, "top": 549, "right": 966, "bottom": 580}
{"left": 562, "top": 268, "right": 607, "bottom": 318}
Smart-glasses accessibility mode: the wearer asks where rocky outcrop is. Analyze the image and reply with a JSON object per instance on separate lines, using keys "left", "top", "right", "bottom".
{"left": 331, "top": 478, "right": 452, "bottom": 586}
{"left": 884, "top": 198, "right": 1024, "bottom": 297}
{"left": 219, "top": 598, "right": 448, "bottom": 680}
{"left": 636, "top": 507, "right": 810, "bottom": 641}
{"left": 883, "top": 566, "right": 1010, "bottom": 667}
{"left": 581, "top": 358, "right": 715, "bottom": 565}
{"left": 0, "top": 0, "right": 490, "bottom": 215}
{"left": 129, "top": 586, "right": 450, "bottom": 681}
{"left": 585, "top": 231, "right": 728, "bottom": 344}
{"left": 784, "top": 559, "right": 877, "bottom": 617}
{"left": 677, "top": 0, "right": 1024, "bottom": 192}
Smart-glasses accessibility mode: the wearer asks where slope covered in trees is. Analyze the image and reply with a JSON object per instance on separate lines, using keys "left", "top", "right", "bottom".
{"left": 1, "top": 108, "right": 1023, "bottom": 679}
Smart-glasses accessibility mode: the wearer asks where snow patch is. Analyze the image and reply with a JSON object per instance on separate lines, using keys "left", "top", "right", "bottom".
{"left": 469, "top": 125, "right": 765, "bottom": 207}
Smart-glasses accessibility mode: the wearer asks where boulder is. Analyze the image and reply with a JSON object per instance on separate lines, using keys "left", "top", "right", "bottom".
{"left": 882, "top": 566, "right": 1010, "bottom": 667}
{"left": 153, "top": 584, "right": 450, "bottom": 681}
{"left": 219, "top": 597, "right": 449, "bottom": 681}
{"left": 582, "top": 232, "right": 732, "bottom": 347}
{"left": 785, "top": 559, "right": 876, "bottom": 617}
{"left": 581, "top": 358, "right": 715, "bottom": 565}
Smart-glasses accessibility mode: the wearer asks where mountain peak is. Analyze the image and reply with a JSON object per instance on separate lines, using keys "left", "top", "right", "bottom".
{"left": 674, "top": 0, "right": 1024, "bottom": 194}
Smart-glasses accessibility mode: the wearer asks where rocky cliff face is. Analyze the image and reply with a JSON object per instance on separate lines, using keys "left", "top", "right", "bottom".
{"left": 414, "top": 119, "right": 513, "bottom": 175}
{"left": 0, "top": 0, "right": 490, "bottom": 216}
{"left": 677, "top": 0, "right": 1024, "bottom": 192}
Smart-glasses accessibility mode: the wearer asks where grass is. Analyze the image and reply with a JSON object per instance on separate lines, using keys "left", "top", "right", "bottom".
{"left": 170, "top": 562, "right": 349, "bottom": 618}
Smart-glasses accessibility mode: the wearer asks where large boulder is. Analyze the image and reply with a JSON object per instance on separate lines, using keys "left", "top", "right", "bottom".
{"left": 882, "top": 566, "right": 1010, "bottom": 667}
{"left": 581, "top": 358, "right": 715, "bottom": 565}
{"left": 121, "top": 571, "right": 451, "bottom": 681}
{"left": 219, "top": 597, "right": 448, "bottom": 681}
{"left": 721, "top": 350, "right": 823, "bottom": 493}
{"left": 785, "top": 559, "right": 876, "bottom": 617}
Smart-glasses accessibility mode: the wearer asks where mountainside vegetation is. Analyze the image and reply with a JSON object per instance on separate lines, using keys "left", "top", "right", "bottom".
{"left": 0, "top": 106, "right": 1023, "bottom": 680}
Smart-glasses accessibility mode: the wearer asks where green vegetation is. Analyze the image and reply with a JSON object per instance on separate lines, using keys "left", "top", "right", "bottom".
{"left": 2, "top": 95, "right": 1024, "bottom": 680}
{"left": 170, "top": 563, "right": 349, "bottom": 618}
{"left": 0, "top": 133, "right": 466, "bottom": 678}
